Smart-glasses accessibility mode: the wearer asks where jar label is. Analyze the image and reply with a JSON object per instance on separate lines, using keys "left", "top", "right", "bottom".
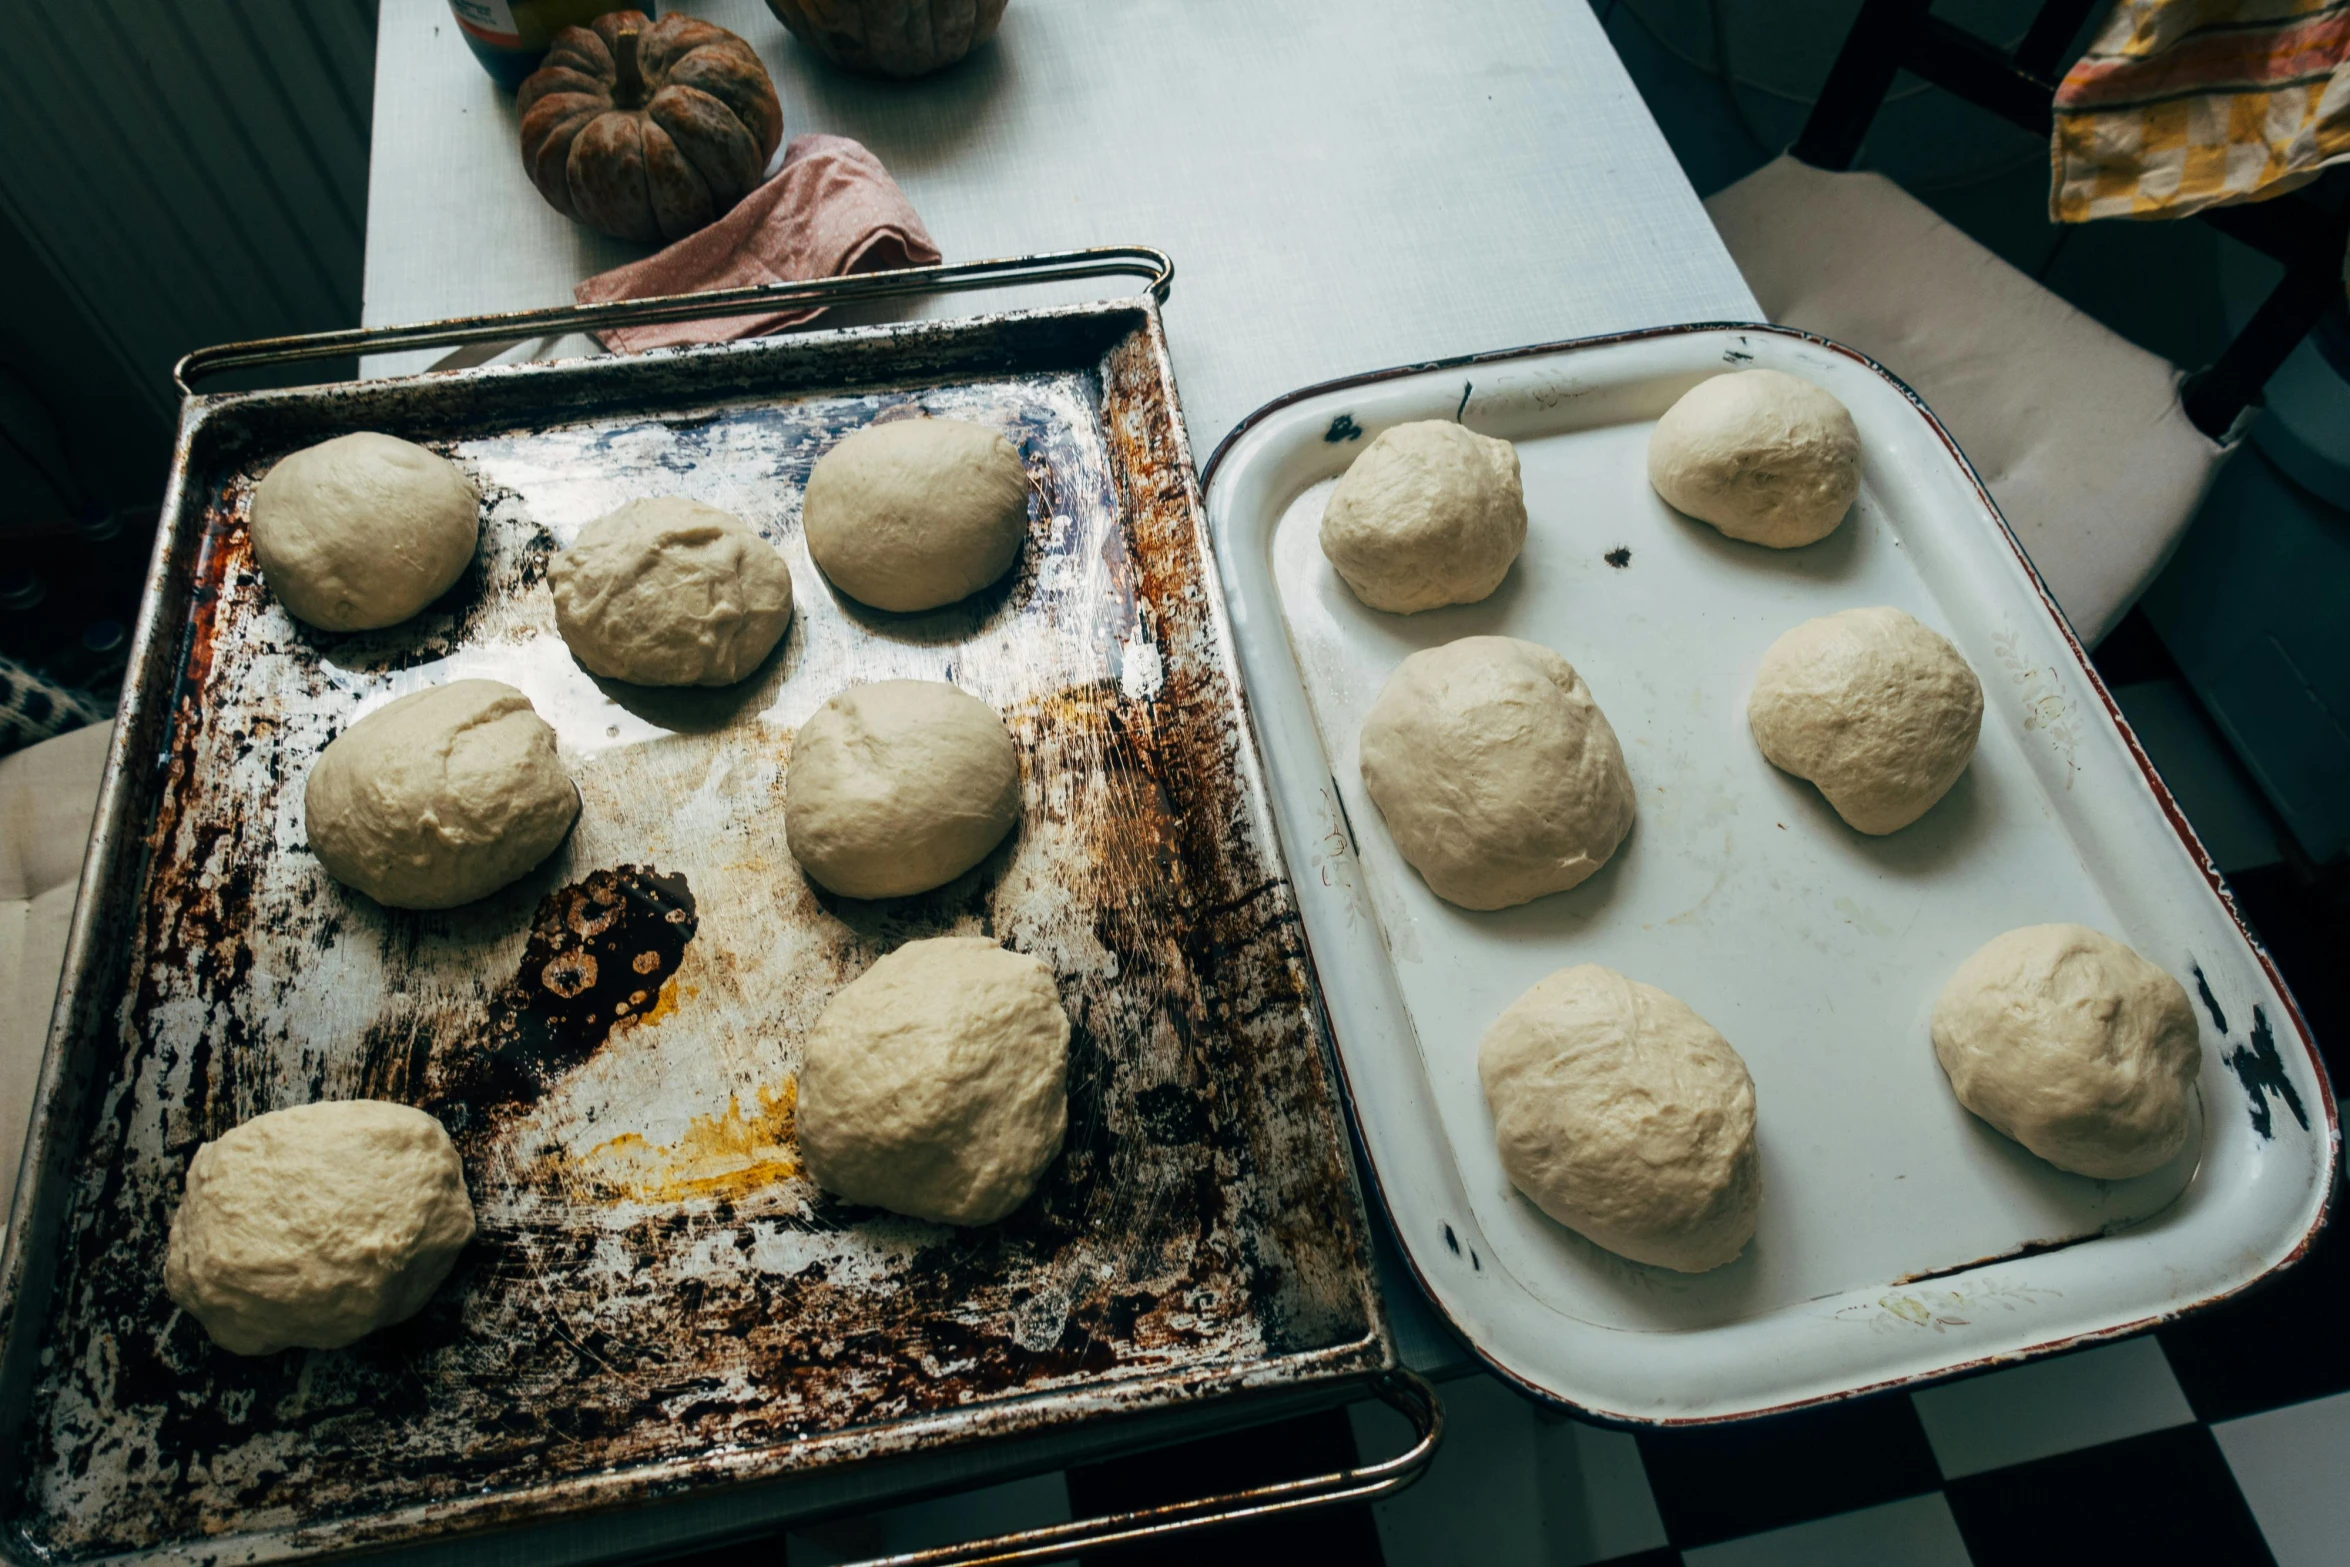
{"left": 449, "top": 0, "right": 522, "bottom": 46}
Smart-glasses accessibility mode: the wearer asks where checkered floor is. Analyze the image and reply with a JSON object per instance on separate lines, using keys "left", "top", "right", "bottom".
{"left": 753, "top": 1254, "right": 2350, "bottom": 1567}
{"left": 1347, "top": 1280, "right": 2350, "bottom": 1567}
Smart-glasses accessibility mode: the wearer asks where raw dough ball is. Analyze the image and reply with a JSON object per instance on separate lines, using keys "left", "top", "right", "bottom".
{"left": 1932, "top": 924, "right": 2201, "bottom": 1180}
{"left": 786, "top": 680, "right": 1021, "bottom": 899}
{"left": 798, "top": 937, "right": 1069, "bottom": 1226}
{"left": 1748, "top": 606, "right": 1983, "bottom": 834}
{"left": 549, "top": 497, "right": 794, "bottom": 687}
{"left": 1320, "top": 420, "right": 1527, "bottom": 613}
{"left": 1480, "top": 965, "right": 1760, "bottom": 1272}
{"left": 305, "top": 679, "right": 579, "bottom": 909}
{"left": 802, "top": 417, "right": 1032, "bottom": 613}
{"left": 1359, "top": 636, "right": 1635, "bottom": 910}
{"left": 249, "top": 432, "right": 480, "bottom": 631}
{"left": 164, "top": 1100, "right": 475, "bottom": 1355}
{"left": 1647, "top": 369, "right": 1860, "bottom": 548}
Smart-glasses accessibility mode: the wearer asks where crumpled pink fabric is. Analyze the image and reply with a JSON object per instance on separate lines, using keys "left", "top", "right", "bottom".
{"left": 574, "top": 133, "right": 941, "bottom": 353}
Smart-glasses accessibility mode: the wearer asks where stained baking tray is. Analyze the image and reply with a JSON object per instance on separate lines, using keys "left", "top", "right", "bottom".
{"left": 1201, "top": 322, "right": 2339, "bottom": 1425}
{"left": 0, "top": 255, "right": 1432, "bottom": 1566}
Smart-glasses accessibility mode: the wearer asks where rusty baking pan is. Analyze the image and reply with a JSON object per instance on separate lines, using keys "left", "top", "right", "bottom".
{"left": 0, "top": 253, "right": 1431, "bottom": 1566}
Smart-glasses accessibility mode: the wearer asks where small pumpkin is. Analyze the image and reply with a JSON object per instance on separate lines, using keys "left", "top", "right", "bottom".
{"left": 518, "top": 11, "right": 785, "bottom": 244}
{"left": 764, "top": 0, "right": 1007, "bottom": 79}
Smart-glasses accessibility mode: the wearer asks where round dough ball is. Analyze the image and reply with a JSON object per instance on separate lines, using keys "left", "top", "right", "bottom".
{"left": 1320, "top": 420, "right": 1527, "bottom": 613}
{"left": 249, "top": 432, "right": 480, "bottom": 631}
{"left": 1932, "top": 924, "right": 2201, "bottom": 1179}
{"left": 786, "top": 680, "right": 1021, "bottom": 899}
{"left": 549, "top": 497, "right": 794, "bottom": 687}
{"left": 1359, "top": 636, "right": 1635, "bottom": 910}
{"left": 1480, "top": 965, "right": 1760, "bottom": 1272}
{"left": 305, "top": 679, "right": 579, "bottom": 909}
{"left": 164, "top": 1100, "right": 475, "bottom": 1355}
{"left": 802, "top": 417, "right": 1031, "bottom": 613}
{"left": 1747, "top": 606, "right": 1983, "bottom": 835}
{"left": 798, "top": 937, "right": 1069, "bottom": 1226}
{"left": 1647, "top": 369, "right": 1860, "bottom": 548}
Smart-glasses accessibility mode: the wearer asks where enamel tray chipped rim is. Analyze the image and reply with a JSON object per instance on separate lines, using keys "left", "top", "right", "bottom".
{"left": 1201, "top": 323, "right": 2337, "bottom": 1425}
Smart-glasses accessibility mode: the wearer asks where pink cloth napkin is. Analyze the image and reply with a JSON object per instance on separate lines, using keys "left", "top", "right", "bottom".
{"left": 574, "top": 133, "right": 941, "bottom": 353}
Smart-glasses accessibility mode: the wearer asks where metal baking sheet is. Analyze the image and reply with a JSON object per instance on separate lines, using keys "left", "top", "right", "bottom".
{"left": 1201, "top": 323, "right": 2337, "bottom": 1425}
{"left": 0, "top": 300, "right": 1389, "bottom": 1564}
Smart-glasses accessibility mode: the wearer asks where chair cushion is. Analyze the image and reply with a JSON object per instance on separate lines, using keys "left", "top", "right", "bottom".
{"left": 1704, "top": 155, "right": 2230, "bottom": 643}
{"left": 0, "top": 722, "right": 109, "bottom": 1219}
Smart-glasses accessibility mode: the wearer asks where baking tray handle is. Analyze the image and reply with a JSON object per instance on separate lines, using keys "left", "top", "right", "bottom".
{"left": 170, "top": 246, "right": 1176, "bottom": 395}
{"left": 828, "top": 1367, "right": 1440, "bottom": 1567}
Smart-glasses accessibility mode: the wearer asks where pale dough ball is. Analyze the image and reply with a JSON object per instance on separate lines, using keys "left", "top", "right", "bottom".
{"left": 802, "top": 417, "right": 1031, "bottom": 612}
{"left": 1480, "top": 965, "right": 1761, "bottom": 1272}
{"left": 798, "top": 937, "right": 1069, "bottom": 1226}
{"left": 1748, "top": 606, "right": 1983, "bottom": 835}
{"left": 249, "top": 432, "right": 480, "bottom": 631}
{"left": 164, "top": 1100, "right": 475, "bottom": 1355}
{"left": 1647, "top": 369, "right": 1860, "bottom": 548}
{"left": 786, "top": 680, "right": 1021, "bottom": 899}
{"left": 549, "top": 497, "right": 794, "bottom": 687}
{"left": 1320, "top": 420, "right": 1527, "bottom": 613}
{"left": 1359, "top": 636, "right": 1635, "bottom": 910}
{"left": 305, "top": 679, "right": 579, "bottom": 909}
{"left": 1932, "top": 924, "right": 2201, "bottom": 1179}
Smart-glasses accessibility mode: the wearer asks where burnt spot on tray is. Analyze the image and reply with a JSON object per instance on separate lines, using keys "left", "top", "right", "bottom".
{"left": 2193, "top": 964, "right": 2230, "bottom": 1033}
{"left": 509, "top": 519, "right": 558, "bottom": 591}
{"left": 1133, "top": 1082, "right": 1211, "bottom": 1145}
{"left": 1324, "top": 413, "right": 1362, "bottom": 443}
{"left": 1605, "top": 546, "right": 1632, "bottom": 569}
{"left": 423, "top": 865, "right": 698, "bottom": 1140}
{"left": 2224, "top": 1004, "right": 2309, "bottom": 1140}
{"left": 1443, "top": 1225, "right": 1460, "bottom": 1256}
{"left": 1723, "top": 346, "right": 1756, "bottom": 364}
{"left": 1454, "top": 381, "right": 1473, "bottom": 422}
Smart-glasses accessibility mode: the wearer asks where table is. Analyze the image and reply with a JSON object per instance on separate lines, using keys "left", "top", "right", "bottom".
{"left": 364, "top": 0, "right": 1758, "bottom": 455}
{"left": 360, "top": 0, "right": 1756, "bottom": 1544}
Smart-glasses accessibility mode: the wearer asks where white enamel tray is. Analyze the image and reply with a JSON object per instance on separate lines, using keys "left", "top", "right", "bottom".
{"left": 1200, "top": 324, "right": 2338, "bottom": 1424}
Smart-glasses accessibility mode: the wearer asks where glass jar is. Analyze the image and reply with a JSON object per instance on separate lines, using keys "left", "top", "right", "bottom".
{"left": 447, "top": 1, "right": 654, "bottom": 90}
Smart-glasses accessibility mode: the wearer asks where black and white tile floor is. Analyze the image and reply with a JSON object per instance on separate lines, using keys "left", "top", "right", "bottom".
{"left": 758, "top": 1294, "right": 2350, "bottom": 1567}
{"left": 1347, "top": 1304, "right": 2350, "bottom": 1567}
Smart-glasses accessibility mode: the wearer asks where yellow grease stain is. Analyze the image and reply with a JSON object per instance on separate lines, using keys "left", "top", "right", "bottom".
{"left": 612, "top": 974, "right": 691, "bottom": 1030}
{"left": 582, "top": 1080, "right": 799, "bottom": 1203}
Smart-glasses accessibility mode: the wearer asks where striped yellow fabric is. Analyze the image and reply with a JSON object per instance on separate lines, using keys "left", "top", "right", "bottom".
{"left": 2051, "top": 0, "right": 2350, "bottom": 223}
